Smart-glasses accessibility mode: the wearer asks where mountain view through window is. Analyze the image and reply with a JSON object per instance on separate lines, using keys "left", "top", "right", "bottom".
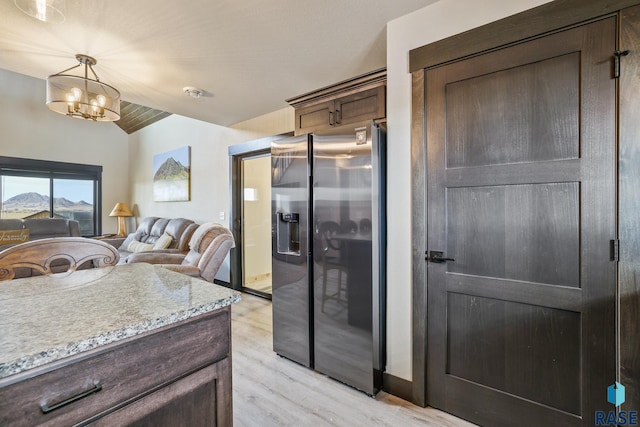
{"left": 0, "top": 176, "right": 95, "bottom": 235}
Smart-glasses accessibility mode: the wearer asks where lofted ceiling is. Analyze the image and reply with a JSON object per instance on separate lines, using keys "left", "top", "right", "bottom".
{"left": 0, "top": 0, "right": 438, "bottom": 128}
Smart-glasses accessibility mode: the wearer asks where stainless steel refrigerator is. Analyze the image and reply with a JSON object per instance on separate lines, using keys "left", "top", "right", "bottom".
{"left": 271, "top": 120, "right": 385, "bottom": 395}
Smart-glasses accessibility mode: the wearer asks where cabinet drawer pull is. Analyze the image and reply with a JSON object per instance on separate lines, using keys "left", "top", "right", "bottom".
{"left": 329, "top": 111, "right": 334, "bottom": 126}
{"left": 40, "top": 382, "right": 102, "bottom": 414}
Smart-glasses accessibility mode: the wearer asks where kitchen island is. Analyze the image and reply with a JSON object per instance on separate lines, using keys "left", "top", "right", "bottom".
{"left": 0, "top": 262, "right": 240, "bottom": 426}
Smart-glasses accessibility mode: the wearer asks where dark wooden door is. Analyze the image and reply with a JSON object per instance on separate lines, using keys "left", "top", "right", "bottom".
{"left": 426, "top": 18, "right": 616, "bottom": 426}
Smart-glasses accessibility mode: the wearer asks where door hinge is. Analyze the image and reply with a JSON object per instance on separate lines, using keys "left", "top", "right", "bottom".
{"left": 614, "top": 50, "right": 630, "bottom": 79}
{"left": 611, "top": 239, "right": 620, "bottom": 262}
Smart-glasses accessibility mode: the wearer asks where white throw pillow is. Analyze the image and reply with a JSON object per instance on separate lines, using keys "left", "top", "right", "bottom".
{"left": 153, "top": 232, "right": 173, "bottom": 250}
{"left": 127, "top": 240, "right": 154, "bottom": 253}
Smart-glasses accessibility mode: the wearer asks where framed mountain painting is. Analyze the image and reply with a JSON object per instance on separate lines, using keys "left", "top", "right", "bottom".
{"left": 153, "top": 146, "right": 191, "bottom": 201}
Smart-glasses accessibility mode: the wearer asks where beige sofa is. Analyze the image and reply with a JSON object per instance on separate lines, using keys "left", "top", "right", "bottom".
{"left": 125, "top": 223, "right": 234, "bottom": 282}
{"left": 106, "top": 217, "right": 198, "bottom": 263}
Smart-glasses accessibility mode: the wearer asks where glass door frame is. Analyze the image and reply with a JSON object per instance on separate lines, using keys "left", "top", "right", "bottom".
{"left": 228, "top": 133, "right": 292, "bottom": 299}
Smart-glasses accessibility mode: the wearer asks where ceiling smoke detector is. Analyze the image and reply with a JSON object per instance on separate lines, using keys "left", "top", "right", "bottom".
{"left": 183, "top": 87, "right": 204, "bottom": 98}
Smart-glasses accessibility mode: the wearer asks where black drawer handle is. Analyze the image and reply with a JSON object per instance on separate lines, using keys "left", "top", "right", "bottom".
{"left": 40, "top": 382, "right": 102, "bottom": 414}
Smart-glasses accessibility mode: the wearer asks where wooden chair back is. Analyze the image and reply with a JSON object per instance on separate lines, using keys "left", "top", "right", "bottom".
{"left": 0, "top": 237, "right": 120, "bottom": 281}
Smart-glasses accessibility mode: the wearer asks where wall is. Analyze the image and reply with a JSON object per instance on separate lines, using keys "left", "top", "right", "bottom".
{"left": 0, "top": 68, "right": 130, "bottom": 235}
{"left": 231, "top": 107, "right": 294, "bottom": 135}
{"left": 128, "top": 107, "right": 292, "bottom": 282}
{"left": 385, "top": 0, "right": 553, "bottom": 381}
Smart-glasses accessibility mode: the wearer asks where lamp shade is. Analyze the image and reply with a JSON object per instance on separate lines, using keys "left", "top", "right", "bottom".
{"left": 15, "top": 0, "right": 65, "bottom": 23}
{"left": 47, "top": 75, "right": 121, "bottom": 121}
{"left": 46, "top": 54, "right": 121, "bottom": 122}
{"left": 109, "top": 203, "right": 133, "bottom": 217}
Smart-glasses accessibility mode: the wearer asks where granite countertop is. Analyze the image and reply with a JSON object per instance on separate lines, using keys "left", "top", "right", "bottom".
{"left": 0, "top": 263, "right": 241, "bottom": 379}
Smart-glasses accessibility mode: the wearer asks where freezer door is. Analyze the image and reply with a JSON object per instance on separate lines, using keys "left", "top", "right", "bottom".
{"left": 312, "top": 121, "right": 379, "bottom": 394}
{"left": 271, "top": 134, "right": 312, "bottom": 367}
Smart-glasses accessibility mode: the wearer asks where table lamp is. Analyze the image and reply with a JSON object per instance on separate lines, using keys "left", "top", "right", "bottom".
{"left": 109, "top": 202, "right": 133, "bottom": 237}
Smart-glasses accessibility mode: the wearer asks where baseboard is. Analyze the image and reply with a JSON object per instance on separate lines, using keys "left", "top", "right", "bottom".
{"left": 382, "top": 373, "right": 413, "bottom": 403}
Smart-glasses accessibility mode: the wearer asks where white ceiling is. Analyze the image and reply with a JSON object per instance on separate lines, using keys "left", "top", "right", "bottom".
{"left": 0, "top": 0, "right": 438, "bottom": 127}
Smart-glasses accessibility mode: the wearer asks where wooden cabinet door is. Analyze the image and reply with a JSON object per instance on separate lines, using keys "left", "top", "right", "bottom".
{"left": 426, "top": 17, "right": 616, "bottom": 426}
{"left": 91, "top": 360, "right": 232, "bottom": 427}
{"left": 295, "top": 100, "right": 335, "bottom": 135}
{"left": 294, "top": 85, "right": 385, "bottom": 135}
{"left": 0, "top": 309, "right": 230, "bottom": 427}
{"left": 334, "top": 86, "right": 385, "bottom": 126}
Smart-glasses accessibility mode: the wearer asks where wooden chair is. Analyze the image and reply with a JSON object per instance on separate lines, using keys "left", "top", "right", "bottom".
{"left": 0, "top": 237, "right": 120, "bottom": 281}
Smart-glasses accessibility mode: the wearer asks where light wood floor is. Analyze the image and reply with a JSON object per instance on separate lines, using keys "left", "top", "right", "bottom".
{"left": 231, "top": 293, "right": 474, "bottom": 427}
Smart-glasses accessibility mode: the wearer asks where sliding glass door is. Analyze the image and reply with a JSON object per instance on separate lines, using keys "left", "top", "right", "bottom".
{"left": 0, "top": 156, "right": 102, "bottom": 236}
{"left": 241, "top": 153, "right": 272, "bottom": 296}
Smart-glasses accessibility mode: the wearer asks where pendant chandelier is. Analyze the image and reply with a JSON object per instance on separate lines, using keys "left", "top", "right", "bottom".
{"left": 46, "top": 54, "right": 121, "bottom": 122}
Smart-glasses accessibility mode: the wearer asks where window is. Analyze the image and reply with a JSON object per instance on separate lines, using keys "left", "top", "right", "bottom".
{"left": 0, "top": 157, "right": 102, "bottom": 236}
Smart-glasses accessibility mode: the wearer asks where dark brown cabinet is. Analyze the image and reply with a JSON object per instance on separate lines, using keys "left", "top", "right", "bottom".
{"left": 0, "top": 307, "right": 233, "bottom": 427}
{"left": 334, "top": 86, "right": 385, "bottom": 127}
{"left": 93, "top": 362, "right": 230, "bottom": 426}
{"left": 288, "top": 69, "right": 386, "bottom": 136}
{"left": 295, "top": 99, "right": 335, "bottom": 135}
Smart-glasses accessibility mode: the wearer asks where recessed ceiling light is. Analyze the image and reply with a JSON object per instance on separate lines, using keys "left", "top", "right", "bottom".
{"left": 183, "top": 87, "right": 204, "bottom": 98}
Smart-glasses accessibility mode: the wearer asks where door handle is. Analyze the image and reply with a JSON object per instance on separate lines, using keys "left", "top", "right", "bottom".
{"left": 426, "top": 251, "right": 455, "bottom": 263}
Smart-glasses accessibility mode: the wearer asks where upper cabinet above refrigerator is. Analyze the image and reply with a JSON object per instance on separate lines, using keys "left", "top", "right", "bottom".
{"left": 286, "top": 68, "right": 386, "bottom": 136}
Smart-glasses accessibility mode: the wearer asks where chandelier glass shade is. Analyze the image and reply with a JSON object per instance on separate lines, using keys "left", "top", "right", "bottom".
{"left": 46, "top": 54, "right": 121, "bottom": 122}
{"left": 14, "top": 0, "right": 65, "bottom": 23}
